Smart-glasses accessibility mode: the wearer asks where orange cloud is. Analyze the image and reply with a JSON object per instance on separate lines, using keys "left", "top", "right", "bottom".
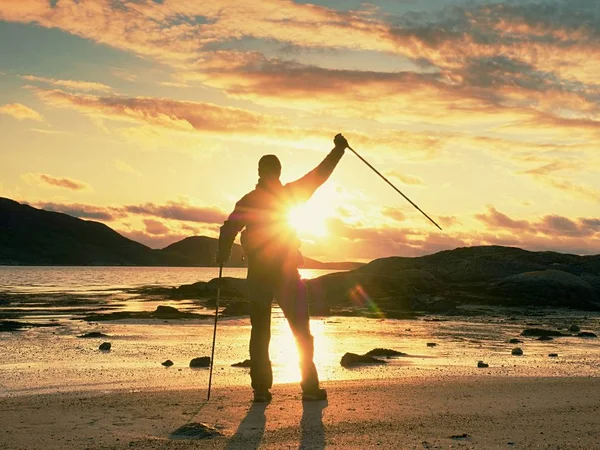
{"left": 20, "top": 75, "right": 112, "bottom": 92}
{"left": 475, "top": 206, "right": 532, "bottom": 231}
{"left": 27, "top": 199, "right": 226, "bottom": 225}
{"left": 32, "top": 201, "right": 125, "bottom": 221}
{"left": 143, "top": 219, "right": 170, "bottom": 235}
{"left": 3, "top": 0, "right": 599, "bottom": 134}
{"left": 385, "top": 170, "right": 424, "bottom": 186}
{"left": 0, "top": 103, "right": 43, "bottom": 121}
{"left": 34, "top": 88, "right": 286, "bottom": 133}
{"left": 22, "top": 173, "right": 92, "bottom": 191}
{"left": 124, "top": 201, "right": 227, "bottom": 224}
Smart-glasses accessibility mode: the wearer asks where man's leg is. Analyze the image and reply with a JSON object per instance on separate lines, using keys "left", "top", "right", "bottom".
{"left": 247, "top": 263, "right": 274, "bottom": 395}
{"left": 275, "top": 270, "right": 321, "bottom": 394}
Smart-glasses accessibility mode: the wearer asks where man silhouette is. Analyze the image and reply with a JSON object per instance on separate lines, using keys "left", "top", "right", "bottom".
{"left": 217, "top": 133, "right": 349, "bottom": 402}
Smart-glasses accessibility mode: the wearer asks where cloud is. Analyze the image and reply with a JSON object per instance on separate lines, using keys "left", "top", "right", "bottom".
{"left": 475, "top": 206, "right": 600, "bottom": 239}
{"left": 21, "top": 173, "right": 92, "bottom": 191}
{"left": 385, "top": 170, "right": 424, "bottom": 186}
{"left": 34, "top": 88, "right": 286, "bottom": 133}
{"left": 143, "top": 218, "right": 170, "bottom": 235}
{"left": 522, "top": 171, "right": 600, "bottom": 203}
{"left": 439, "top": 216, "right": 460, "bottom": 228}
{"left": 381, "top": 207, "right": 406, "bottom": 222}
{"left": 538, "top": 215, "right": 587, "bottom": 238}
{"left": 31, "top": 202, "right": 125, "bottom": 221}
{"left": 111, "top": 68, "right": 138, "bottom": 82}
{"left": 26, "top": 199, "right": 226, "bottom": 225}
{"left": 160, "top": 81, "right": 191, "bottom": 88}
{"left": 123, "top": 201, "right": 227, "bottom": 224}
{"left": 0, "top": 1, "right": 396, "bottom": 67}
{"left": 0, "top": 103, "right": 43, "bottom": 121}
{"left": 475, "top": 206, "right": 532, "bottom": 230}
{"left": 3, "top": 0, "right": 600, "bottom": 98}
{"left": 114, "top": 159, "right": 141, "bottom": 176}
{"left": 20, "top": 75, "right": 112, "bottom": 92}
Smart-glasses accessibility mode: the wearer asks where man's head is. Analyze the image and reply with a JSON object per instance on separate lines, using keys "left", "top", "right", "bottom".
{"left": 258, "top": 154, "right": 282, "bottom": 180}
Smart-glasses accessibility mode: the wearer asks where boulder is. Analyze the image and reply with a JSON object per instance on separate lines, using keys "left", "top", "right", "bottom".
{"left": 99, "top": 342, "right": 111, "bottom": 351}
{"left": 155, "top": 305, "right": 180, "bottom": 316}
{"left": 340, "top": 352, "right": 387, "bottom": 367}
{"left": 364, "top": 348, "right": 407, "bottom": 357}
{"left": 426, "top": 343, "right": 437, "bottom": 347}
{"left": 490, "top": 270, "right": 600, "bottom": 309}
{"left": 231, "top": 359, "right": 251, "bottom": 368}
{"left": 190, "top": 357, "right": 211, "bottom": 368}
{"left": 207, "top": 277, "right": 248, "bottom": 298}
{"left": 170, "top": 422, "right": 222, "bottom": 439}
{"left": 569, "top": 324, "right": 581, "bottom": 333}
{"left": 509, "top": 338, "right": 522, "bottom": 344}
{"left": 162, "top": 360, "right": 174, "bottom": 367}
{"left": 171, "top": 281, "right": 209, "bottom": 298}
{"left": 477, "top": 361, "right": 489, "bottom": 368}
{"left": 305, "top": 269, "right": 445, "bottom": 311}
{"left": 537, "top": 336, "right": 553, "bottom": 341}
{"left": 511, "top": 348, "right": 523, "bottom": 356}
{"left": 577, "top": 332, "right": 597, "bottom": 338}
{"left": 521, "top": 328, "right": 567, "bottom": 337}
{"left": 548, "top": 353, "right": 559, "bottom": 358}
{"left": 221, "top": 301, "right": 251, "bottom": 316}
{"left": 78, "top": 332, "right": 109, "bottom": 338}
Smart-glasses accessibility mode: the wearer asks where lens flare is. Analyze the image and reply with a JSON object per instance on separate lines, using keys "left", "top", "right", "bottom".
{"left": 349, "top": 284, "right": 383, "bottom": 318}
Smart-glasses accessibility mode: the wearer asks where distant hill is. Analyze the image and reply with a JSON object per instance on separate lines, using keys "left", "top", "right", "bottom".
{"left": 0, "top": 197, "right": 360, "bottom": 269}
{"left": 0, "top": 197, "right": 159, "bottom": 265}
{"left": 157, "top": 236, "right": 244, "bottom": 267}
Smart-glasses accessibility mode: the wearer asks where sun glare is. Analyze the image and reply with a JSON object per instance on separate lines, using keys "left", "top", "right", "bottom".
{"left": 288, "top": 204, "right": 329, "bottom": 237}
{"left": 271, "top": 313, "right": 329, "bottom": 384}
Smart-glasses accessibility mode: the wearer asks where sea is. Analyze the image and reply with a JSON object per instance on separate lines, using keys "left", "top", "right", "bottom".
{"left": 0, "top": 266, "right": 340, "bottom": 294}
{"left": 1, "top": 266, "right": 599, "bottom": 397}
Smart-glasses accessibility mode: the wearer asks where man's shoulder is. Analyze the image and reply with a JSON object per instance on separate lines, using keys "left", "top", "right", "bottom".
{"left": 236, "top": 188, "right": 260, "bottom": 205}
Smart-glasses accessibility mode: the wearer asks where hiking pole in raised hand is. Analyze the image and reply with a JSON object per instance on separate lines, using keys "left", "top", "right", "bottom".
{"left": 207, "top": 263, "right": 223, "bottom": 401}
{"left": 346, "top": 143, "right": 442, "bottom": 231}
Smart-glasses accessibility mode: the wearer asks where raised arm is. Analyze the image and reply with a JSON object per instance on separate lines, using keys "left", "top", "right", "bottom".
{"left": 285, "top": 134, "right": 348, "bottom": 203}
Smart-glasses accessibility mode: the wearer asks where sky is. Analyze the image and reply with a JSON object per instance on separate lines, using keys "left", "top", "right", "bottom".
{"left": 1, "top": 0, "right": 599, "bottom": 262}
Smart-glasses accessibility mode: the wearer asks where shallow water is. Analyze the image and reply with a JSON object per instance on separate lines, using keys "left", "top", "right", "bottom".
{"left": 0, "top": 266, "right": 338, "bottom": 293}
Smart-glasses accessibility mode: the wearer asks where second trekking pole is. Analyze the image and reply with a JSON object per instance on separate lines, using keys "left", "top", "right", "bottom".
{"left": 207, "top": 263, "right": 223, "bottom": 401}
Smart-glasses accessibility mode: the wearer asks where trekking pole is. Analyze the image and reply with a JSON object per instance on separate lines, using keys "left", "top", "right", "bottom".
{"left": 207, "top": 263, "right": 223, "bottom": 401}
{"left": 347, "top": 145, "right": 442, "bottom": 231}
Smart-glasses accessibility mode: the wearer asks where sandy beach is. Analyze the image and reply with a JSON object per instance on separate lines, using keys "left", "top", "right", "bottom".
{"left": 2, "top": 268, "right": 599, "bottom": 449}
{"left": 2, "top": 376, "right": 599, "bottom": 449}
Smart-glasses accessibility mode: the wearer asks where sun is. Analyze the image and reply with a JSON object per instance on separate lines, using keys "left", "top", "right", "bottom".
{"left": 287, "top": 204, "right": 329, "bottom": 237}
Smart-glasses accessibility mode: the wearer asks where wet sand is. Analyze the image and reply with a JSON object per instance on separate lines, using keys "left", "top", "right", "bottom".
{"left": 1, "top": 376, "right": 599, "bottom": 449}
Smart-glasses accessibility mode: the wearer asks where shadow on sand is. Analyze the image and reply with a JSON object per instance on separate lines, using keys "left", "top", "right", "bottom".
{"left": 226, "top": 399, "right": 327, "bottom": 449}
{"left": 226, "top": 402, "right": 268, "bottom": 450}
{"left": 300, "top": 400, "right": 327, "bottom": 449}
